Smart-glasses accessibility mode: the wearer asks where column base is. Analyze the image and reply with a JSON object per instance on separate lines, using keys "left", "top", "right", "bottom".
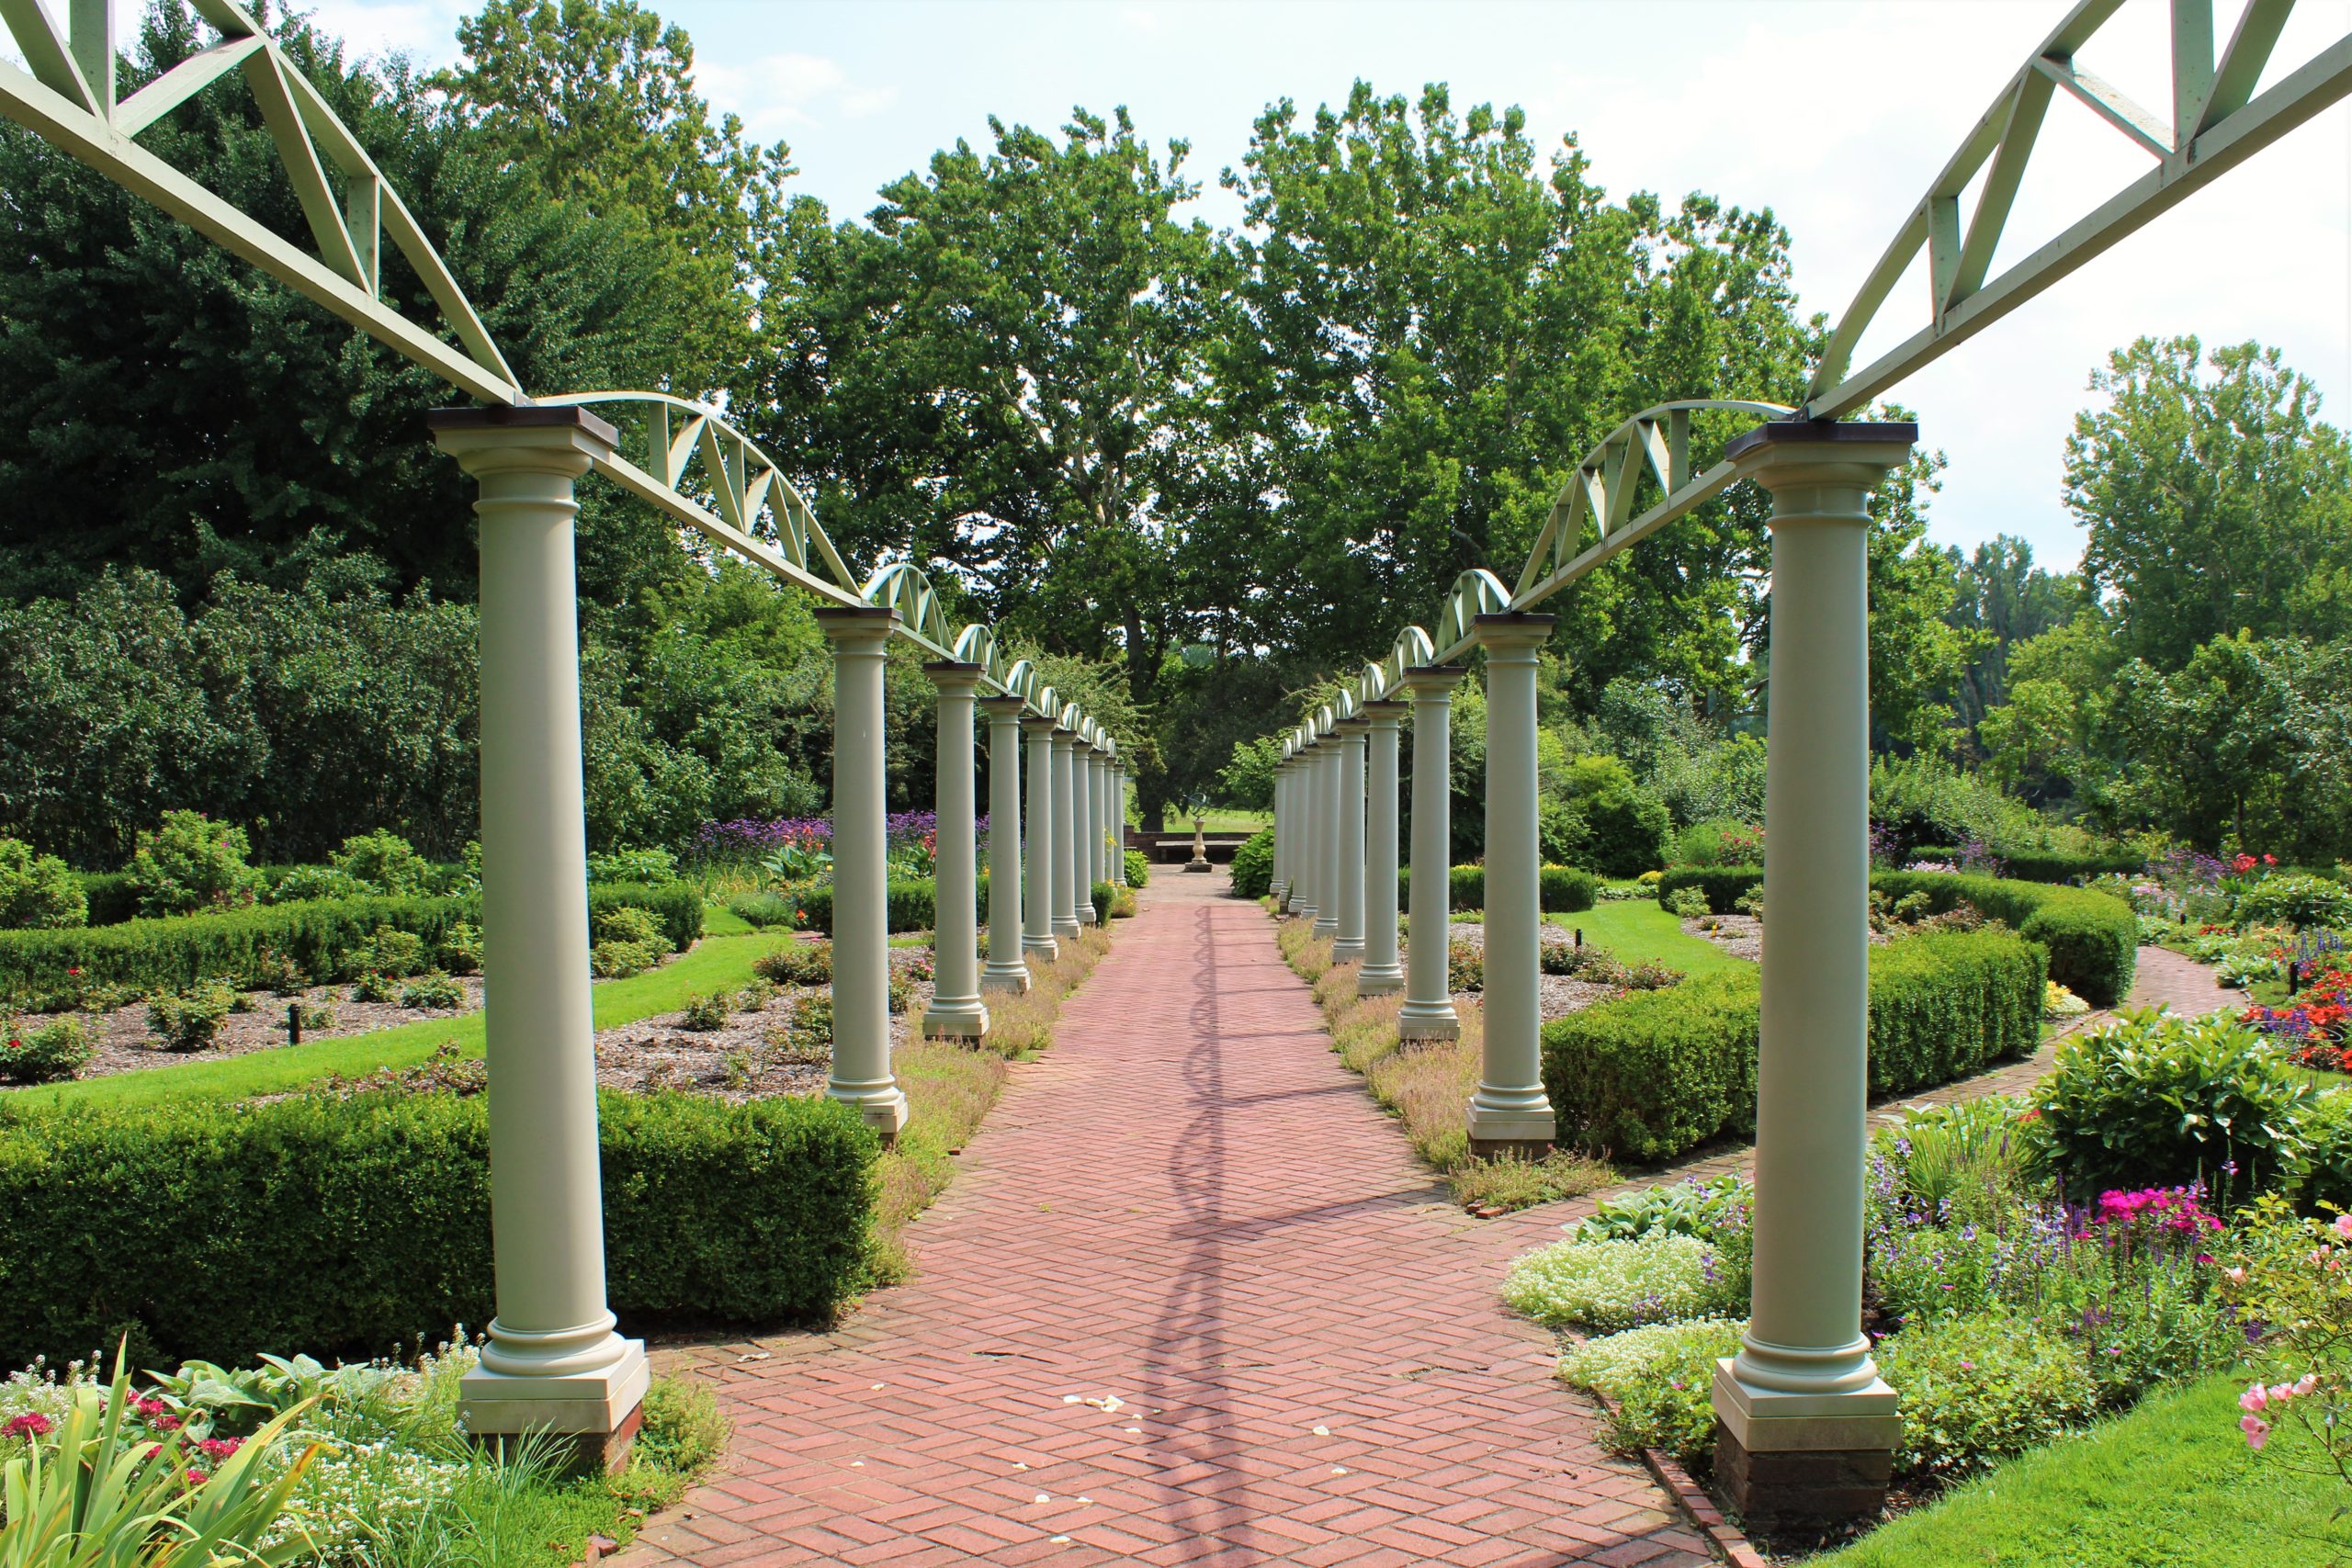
{"left": 828, "top": 1082, "right": 909, "bottom": 1145}
{"left": 1023, "top": 933, "right": 1060, "bottom": 959}
{"left": 1464, "top": 1096, "right": 1555, "bottom": 1158}
{"left": 459, "top": 1336, "right": 649, "bottom": 1476}
{"left": 1288, "top": 901, "right": 1317, "bottom": 922}
{"left": 922, "top": 997, "right": 989, "bottom": 1038}
{"left": 1357, "top": 964, "right": 1404, "bottom": 995}
{"left": 980, "top": 963, "right": 1033, "bottom": 996}
{"left": 1050, "top": 918, "right": 1080, "bottom": 940}
{"left": 1396, "top": 1005, "right": 1460, "bottom": 1041}
{"left": 1331, "top": 939, "right": 1366, "bottom": 962}
{"left": 1311, "top": 917, "right": 1338, "bottom": 939}
{"left": 1711, "top": 1361, "right": 1897, "bottom": 1528}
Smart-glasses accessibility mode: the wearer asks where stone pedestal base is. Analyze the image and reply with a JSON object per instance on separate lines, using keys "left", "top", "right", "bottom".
{"left": 1466, "top": 1135, "right": 1555, "bottom": 1161}
{"left": 1356, "top": 966, "right": 1404, "bottom": 996}
{"left": 1464, "top": 1100, "right": 1554, "bottom": 1162}
{"left": 1332, "top": 940, "right": 1365, "bottom": 963}
{"left": 460, "top": 1339, "right": 649, "bottom": 1476}
{"left": 980, "top": 964, "right": 1033, "bottom": 996}
{"left": 1183, "top": 859, "right": 1212, "bottom": 874}
{"left": 1712, "top": 1359, "right": 1897, "bottom": 1528}
{"left": 1713, "top": 1420, "right": 1891, "bottom": 1527}
{"left": 1396, "top": 1010, "right": 1461, "bottom": 1042}
{"left": 922, "top": 998, "right": 989, "bottom": 1038}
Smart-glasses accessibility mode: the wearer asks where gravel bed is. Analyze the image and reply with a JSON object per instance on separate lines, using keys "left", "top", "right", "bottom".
{"left": 1428, "top": 921, "right": 1621, "bottom": 1023}
{"left": 39, "top": 976, "right": 485, "bottom": 1082}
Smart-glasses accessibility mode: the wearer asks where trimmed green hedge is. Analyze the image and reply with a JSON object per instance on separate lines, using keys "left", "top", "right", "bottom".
{"left": 1655, "top": 866, "right": 2134, "bottom": 1006}
{"left": 0, "top": 884, "right": 703, "bottom": 1001}
{"left": 1544, "top": 928, "right": 2048, "bottom": 1161}
{"left": 1910, "top": 847, "right": 2144, "bottom": 884}
{"left": 0, "top": 1088, "right": 877, "bottom": 1368}
{"left": 75, "top": 872, "right": 140, "bottom": 927}
{"left": 789, "top": 878, "right": 939, "bottom": 935}
{"left": 1396, "top": 864, "right": 1600, "bottom": 914}
{"left": 1230, "top": 829, "right": 1273, "bottom": 900}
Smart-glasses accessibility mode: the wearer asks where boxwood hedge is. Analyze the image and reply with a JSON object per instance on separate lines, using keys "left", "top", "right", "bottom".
{"left": 1544, "top": 927, "right": 2047, "bottom": 1162}
{"left": 1395, "top": 864, "right": 1600, "bottom": 914}
{"left": 0, "top": 1088, "right": 877, "bottom": 1368}
{"left": 1655, "top": 865, "right": 2134, "bottom": 1005}
{"left": 1907, "top": 848, "right": 2144, "bottom": 884}
{"left": 786, "top": 878, "right": 941, "bottom": 936}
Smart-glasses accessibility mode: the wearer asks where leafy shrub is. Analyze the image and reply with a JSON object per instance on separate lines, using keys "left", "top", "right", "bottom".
{"left": 130, "top": 810, "right": 260, "bottom": 917}
{"left": 779, "top": 991, "right": 833, "bottom": 1049}
{"left": 330, "top": 830, "right": 435, "bottom": 896}
{"left": 728, "top": 890, "right": 802, "bottom": 930}
{"left": 1873, "top": 1096, "right": 2033, "bottom": 1227}
{"left": 346, "top": 928, "right": 427, "bottom": 980}
{"left": 1558, "top": 1317, "right": 1747, "bottom": 1461}
{"left": 398, "top": 972, "right": 465, "bottom": 1010}
{"left": 587, "top": 846, "right": 680, "bottom": 885}
{"left": 265, "top": 865, "right": 362, "bottom": 904}
{"left": 1877, "top": 1314, "right": 2102, "bottom": 1478}
{"left": 678, "top": 991, "right": 730, "bottom": 1032}
{"left": 348, "top": 971, "right": 401, "bottom": 1004}
{"left": 788, "top": 879, "right": 937, "bottom": 935}
{"left": 1540, "top": 866, "right": 1600, "bottom": 912}
{"left": 0, "top": 838, "right": 85, "bottom": 929}
{"left": 2235, "top": 874, "right": 2352, "bottom": 930}
{"left": 1500, "top": 1235, "right": 1741, "bottom": 1332}
{"left": 1668, "top": 819, "right": 1763, "bottom": 870}
{"left": 1124, "top": 849, "right": 1151, "bottom": 888}
{"left": 752, "top": 940, "right": 832, "bottom": 987}
{"left": 586, "top": 883, "right": 702, "bottom": 951}
{"left": 635, "top": 1375, "right": 731, "bottom": 1476}
{"left": 1662, "top": 886, "right": 1709, "bottom": 919}
{"left": 1658, "top": 866, "right": 2136, "bottom": 1005}
{"left": 0, "top": 1016, "right": 93, "bottom": 1083}
{"left": 2030, "top": 1009, "right": 2312, "bottom": 1196}
{"left": 1917, "top": 847, "right": 2143, "bottom": 885}
{"left": 594, "top": 904, "right": 667, "bottom": 953}
{"left": 75, "top": 872, "right": 140, "bottom": 926}
{"left": 0, "top": 1089, "right": 879, "bottom": 1368}
{"left": 1447, "top": 938, "right": 1483, "bottom": 992}
{"left": 1544, "top": 930, "right": 2045, "bottom": 1161}
{"left": 1228, "top": 829, "right": 1274, "bottom": 899}
{"left": 243, "top": 948, "right": 309, "bottom": 997}
{"left": 145, "top": 981, "right": 235, "bottom": 1052}
{"left": 1396, "top": 864, "right": 1488, "bottom": 911}
{"left": 591, "top": 940, "right": 661, "bottom": 979}
{"left": 1577, "top": 1173, "right": 1752, "bottom": 1244}
{"left": 435, "top": 922, "right": 482, "bottom": 976}
{"left": 2292, "top": 1091, "right": 2352, "bottom": 1216}
{"left": 1567, "top": 781, "right": 1671, "bottom": 878}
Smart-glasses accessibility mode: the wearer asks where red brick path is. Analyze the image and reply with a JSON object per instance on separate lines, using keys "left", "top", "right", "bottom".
{"left": 618, "top": 873, "right": 1709, "bottom": 1568}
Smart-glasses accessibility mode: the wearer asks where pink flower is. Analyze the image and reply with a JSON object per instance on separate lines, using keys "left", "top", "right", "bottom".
{"left": 2, "top": 1413, "right": 52, "bottom": 1439}
{"left": 2242, "top": 1382, "right": 2270, "bottom": 1414}
{"left": 2226, "top": 1266, "right": 2248, "bottom": 1284}
{"left": 2242, "top": 1415, "right": 2271, "bottom": 1450}
{"left": 2296, "top": 1373, "right": 2323, "bottom": 1397}
{"left": 2333, "top": 1213, "right": 2352, "bottom": 1241}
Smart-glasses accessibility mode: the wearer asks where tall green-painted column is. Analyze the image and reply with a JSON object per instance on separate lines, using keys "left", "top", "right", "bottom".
{"left": 1110, "top": 761, "right": 1127, "bottom": 886}
{"left": 1333, "top": 718, "right": 1370, "bottom": 963}
{"left": 1021, "top": 715, "right": 1060, "bottom": 959}
{"left": 1711, "top": 420, "right": 1917, "bottom": 1528}
{"left": 1050, "top": 725, "right": 1081, "bottom": 939}
{"left": 1311, "top": 740, "right": 1341, "bottom": 941}
{"left": 1290, "top": 744, "right": 1321, "bottom": 924}
{"left": 980, "top": 696, "right": 1032, "bottom": 995}
{"left": 430, "top": 405, "right": 646, "bottom": 1467}
{"left": 816, "top": 605, "right": 907, "bottom": 1142}
{"left": 1398, "top": 667, "right": 1465, "bottom": 1041}
{"left": 1271, "top": 758, "right": 1292, "bottom": 905}
{"left": 1358, "top": 702, "right": 1408, "bottom": 995}
{"left": 1466, "top": 615, "right": 1556, "bottom": 1158}
{"left": 1088, "top": 748, "right": 1109, "bottom": 888}
{"left": 1072, "top": 740, "right": 1098, "bottom": 926}
{"left": 922, "top": 661, "right": 989, "bottom": 1038}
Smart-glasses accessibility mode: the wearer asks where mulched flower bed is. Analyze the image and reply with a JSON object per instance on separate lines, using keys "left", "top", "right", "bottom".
{"left": 30, "top": 976, "right": 484, "bottom": 1082}
{"left": 1440, "top": 920, "right": 1629, "bottom": 1023}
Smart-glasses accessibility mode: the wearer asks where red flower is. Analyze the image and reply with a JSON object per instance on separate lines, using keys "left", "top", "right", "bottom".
{"left": 2, "top": 1413, "right": 52, "bottom": 1439}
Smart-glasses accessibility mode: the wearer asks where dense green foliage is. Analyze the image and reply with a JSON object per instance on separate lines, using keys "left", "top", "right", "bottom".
{"left": 1227, "top": 829, "right": 1274, "bottom": 900}
{"left": 1656, "top": 866, "right": 2135, "bottom": 1005}
{"left": 784, "top": 878, "right": 941, "bottom": 936}
{"left": 0, "top": 1088, "right": 878, "bottom": 1367}
{"left": 1543, "top": 929, "right": 2046, "bottom": 1160}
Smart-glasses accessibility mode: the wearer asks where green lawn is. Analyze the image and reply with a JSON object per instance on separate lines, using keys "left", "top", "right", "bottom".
{"left": 8, "top": 924, "right": 782, "bottom": 1112}
{"left": 1544, "top": 897, "right": 1750, "bottom": 978}
{"left": 1817, "top": 1373, "right": 2346, "bottom": 1567}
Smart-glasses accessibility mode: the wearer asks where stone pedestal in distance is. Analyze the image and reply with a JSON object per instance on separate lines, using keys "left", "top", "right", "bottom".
{"left": 1184, "top": 816, "right": 1212, "bottom": 872}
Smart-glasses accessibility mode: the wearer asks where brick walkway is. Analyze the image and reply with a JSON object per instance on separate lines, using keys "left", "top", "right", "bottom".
{"left": 617, "top": 872, "right": 1709, "bottom": 1568}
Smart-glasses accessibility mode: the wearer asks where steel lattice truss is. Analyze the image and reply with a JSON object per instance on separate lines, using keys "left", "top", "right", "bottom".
{"left": 1, "top": 0, "right": 2345, "bottom": 762}
{"left": 1283, "top": 0, "right": 2350, "bottom": 759}
{"left": 0, "top": 0, "right": 1109, "bottom": 747}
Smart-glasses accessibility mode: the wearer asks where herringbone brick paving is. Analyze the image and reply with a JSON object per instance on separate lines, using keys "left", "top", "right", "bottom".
{"left": 616, "top": 873, "right": 1710, "bottom": 1567}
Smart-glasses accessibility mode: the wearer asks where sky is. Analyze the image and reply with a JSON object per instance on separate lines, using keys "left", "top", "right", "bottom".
{"left": 81, "top": 0, "right": 2352, "bottom": 570}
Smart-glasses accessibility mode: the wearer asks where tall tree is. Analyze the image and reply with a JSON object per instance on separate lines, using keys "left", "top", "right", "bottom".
{"left": 1941, "top": 534, "right": 2077, "bottom": 735}
{"left": 2066, "top": 336, "right": 2352, "bottom": 669}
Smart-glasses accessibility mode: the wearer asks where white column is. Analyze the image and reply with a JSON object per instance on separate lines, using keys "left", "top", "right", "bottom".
{"left": 1050, "top": 728, "right": 1081, "bottom": 938}
{"left": 1071, "top": 741, "right": 1098, "bottom": 925}
{"left": 1465, "top": 614, "right": 1556, "bottom": 1158}
{"left": 816, "top": 606, "right": 907, "bottom": 1140}
{"left": 922, "top": 661, "right": 989, "bottom": 1038}
{"left": 1333, "top": 719, "right": 1369, "bottom": 963}
{"left": 1712, "top": 421, "right": 1917, "bottom": 1518}
{"left": 1399, "top": 668, "right": 1464, "bottom": 1040}
{"left": 1021, "top": 716, "right": 1059, "bottom": 959}
{"left": 1359, "top": 703, "right": 1407, "bottom": 994}
{"left": 980, "top": 696, "right": 1031, "bottom": 995}
{"left": 1292, "top": 743, "right": 1323, "bottom": 923}
{"left": 1271, "top": 760, "right": 1291, "bottom": 904}
{"left": 1311, "top": 743, "right": 1341, "bottom": 940}
{"left": 1109, "top": 761, "right": 1125, "bottom": 886}
{"left": 431, "top": 406, "right": 646, "bottom": 1459}
{"left": 1087, "top": 749, "right": 1108, "bottom": 889}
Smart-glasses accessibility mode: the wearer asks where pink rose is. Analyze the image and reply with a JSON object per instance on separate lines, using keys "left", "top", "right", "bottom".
{"left": 2243, "top": 1415, "right": 2271, "bottom": 1450}
{"left": 2296, "top": 1373, "right": 2323, "bottom": 1397}
{"left": 2334, "top": 1213, "right": 2352, "bottom": 1241}
{"left": 2242, "top": 1382, "right": 2269, "bottom": 1414}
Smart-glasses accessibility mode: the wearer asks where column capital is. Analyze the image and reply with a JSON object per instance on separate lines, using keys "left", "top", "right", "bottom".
{"left": 1470, "top": 612, "right": 1555, "bottom": 655}
{"left": 1728, "top": 419, "right": 1918, "bottom": 505}
{"left": 428, "top": 402, "right": 615, "bottom": 475}
{"left": 1335, "top": 716, "right": 1369, "bottom": 734}
{"left": 1020, "top": 712, "right": 1059, "bottom": 734}
{"left": 1402, "top": 662, "right": 1469, "bottom": 695}
{"left": 922, "top": 660, "right": 986, "bottom": 691}
{"left": 1048, "top": 728, "right": 1078, "bottom": 750}
{"left": 978, "top": 694, "right": 1027, "bottom": 716}
{"left": 813, "top": 605, "right": 898, "bottom": 647}
{"left": 1360, "top": 700, "right": 1408, "bottom": 724}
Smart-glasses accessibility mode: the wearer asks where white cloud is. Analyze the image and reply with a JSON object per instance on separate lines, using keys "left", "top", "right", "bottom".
{"left": 700, "top": 51, "right": 898, "bottom": 140}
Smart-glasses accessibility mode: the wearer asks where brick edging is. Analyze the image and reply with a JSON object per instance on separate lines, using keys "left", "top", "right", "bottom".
{"left": 1578, "top": 1379, "right": 1770, "bottom": 1567}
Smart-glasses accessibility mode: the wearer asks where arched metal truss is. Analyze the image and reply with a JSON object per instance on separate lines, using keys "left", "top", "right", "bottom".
{"left": 0, "top": 0, "right": 1107, "bottom": 748}
{"left": 1285, "top": 0, "right": 2349, "bottom": 756}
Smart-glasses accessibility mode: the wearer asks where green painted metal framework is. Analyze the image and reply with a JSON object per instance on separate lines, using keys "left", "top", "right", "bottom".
{"left": 1281, "top": 0, "right": 2350, "bottom": 761}
{"left": 0, "top": 0, "right": 1113, "bottom": 754}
